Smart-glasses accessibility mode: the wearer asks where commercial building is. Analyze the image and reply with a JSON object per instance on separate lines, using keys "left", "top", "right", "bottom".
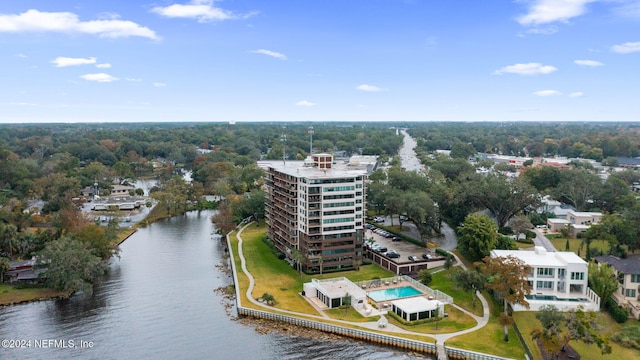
{"left": 259, "top": 154, "right": 373, "bottom": 274}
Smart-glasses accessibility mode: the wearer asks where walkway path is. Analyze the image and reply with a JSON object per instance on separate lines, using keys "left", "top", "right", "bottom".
{"left": 233, "top": 223, "right": 491, "bottom": 359}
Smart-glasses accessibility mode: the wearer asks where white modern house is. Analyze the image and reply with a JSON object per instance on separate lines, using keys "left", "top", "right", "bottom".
{"left": 491, "top": 247, "right": 600, "bottom": 311}
{"left": 546, "top": 210, "right": 602, "bottom": 237}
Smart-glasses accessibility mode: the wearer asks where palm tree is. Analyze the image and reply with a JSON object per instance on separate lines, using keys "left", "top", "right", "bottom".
{"left": 291, "top": 248, "right": 303, "bottom": 276}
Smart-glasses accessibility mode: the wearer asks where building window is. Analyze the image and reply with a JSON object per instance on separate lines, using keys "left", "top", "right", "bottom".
{"left": 536, "top": 281, "right": 553, "bottom": 289}
{"left": 537, "top": 268, "right": 554, "bottom": 277}
{"left": 631, "top": 274, "right": 640, "bottom": 283}
{"left": 625, "top": 288, "right": 637, "bottom": 298}
{"left": 570, "top": 272, "right": 585, "bottom": 280}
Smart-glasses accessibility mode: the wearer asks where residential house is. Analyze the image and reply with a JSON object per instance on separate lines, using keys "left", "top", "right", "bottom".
{"left": 3, "top": 257, "right": 47, "bottom": 285}
{"left": 537, "top": 195, "right": 575, "bottom": 218}
{"left": 111, "top": 185, "right": 135, "bottom": 197}
{"left": 594, "top": 255, "right": 640, "bottom": 319}
{"left": 491, "top": 247, "right": 600, "bottom": 311}
{"left": 546, "top": 210, "right": 602, "bottom": 237}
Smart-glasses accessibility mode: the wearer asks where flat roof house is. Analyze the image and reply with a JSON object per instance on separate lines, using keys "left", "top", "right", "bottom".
{"left": 594, "top": 254, "right": 640, "bottom": 319}
{"left": 546, "top": 210, "right": 602, "bottom": 237}
{"left": 491, "top": 247, "right": 600, "bottom": 311}
{"left": 259, "top": 154, "right": 372, "bottom": 274}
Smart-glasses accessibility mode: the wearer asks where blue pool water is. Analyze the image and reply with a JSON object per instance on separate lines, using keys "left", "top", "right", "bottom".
{"left": 526, "top": 295, "right": 588, "bottom": 302}
{"left": 368, "top": 286, "right": 422, "bottom": 302}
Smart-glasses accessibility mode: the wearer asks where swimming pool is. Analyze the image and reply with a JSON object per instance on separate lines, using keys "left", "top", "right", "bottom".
{"left": 367, "top": 286, "right": 422, "bottom": 302}
{"left": 526, "top": 295, "right": 588, "bottom": 302}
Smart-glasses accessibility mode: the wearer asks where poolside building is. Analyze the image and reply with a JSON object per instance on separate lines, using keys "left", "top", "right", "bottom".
{"left": 491, "top": 247, "right": 600, "bottom": 311}
{"left": 259, "top": 154, "right": 373, "bottom": 274}
{"left": 391, "top": 297, "right": 444, "bottom": 322}
{"left": 303, "top": 277, "right": 367, "bottom": 309}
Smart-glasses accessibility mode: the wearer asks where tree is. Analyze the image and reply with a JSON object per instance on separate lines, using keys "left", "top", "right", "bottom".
{"left": 588, "top": 261, "right": 619, "bottom": 310}
{"left": 471, "top": 174, "right": 541, "bottom": 228}
{"left": 211, "top": 201, "right": 236, "bottom": 237}
{"left": 554, "top": 169, "right": 601, "bottom": 211}
{"left": 291, "top": 247, "right": 303, "bottom": 276}
{"left": 564, "top": 306, "right": 611, "bottom": 355}
{"left": 479, "top": 255, "right": 532, "bottom": 342}
{"left": 417, "top": 269, "right": 433, "bottom": 286}
{"left": 509, "top": 215, "right": 533, "bottom": 240}
{"left": 457, "top": 213, "right": 498, "bottom": 262}
{"left": 451, "top": 269, "right": 486, "bottom": 308}
{"left": 531, "top": 305, "right": 566, "bottom": 357}
{"left": 37, "top": 236, "right": 107, "bottom": 295}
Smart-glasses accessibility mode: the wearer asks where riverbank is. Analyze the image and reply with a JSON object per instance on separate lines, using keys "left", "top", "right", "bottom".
{"left": 0, "top": 284, "right": 72, "bottom": 307}
{"left": 1, "top": 226, "right": 139, "bottom": 307}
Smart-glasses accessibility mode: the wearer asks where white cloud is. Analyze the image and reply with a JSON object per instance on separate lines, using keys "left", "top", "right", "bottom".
{"left": 125, "top": 78, "right": 143, "bottom": 82}
{"left": 612, "top": 1, "right": 640, "bottom": 19}
{"left": 569, "top": 92, "right": 585, "bottom": 97}
{"left": 517, "top": 0, "right": 596, "bottom": 26}
{"left": 80, "top": 73, "right": 118, "bottom": 82}
{"left": 611, "top": 41, "right": 640, "bottom": 54}
{"left": 152, "top": 0, "right": 256, "bottom": 22}
{"left": 16, "top": 53, "right": 27, "bottom": 58}
{"left": 533, "top": 90, "right": 562, "bottom": 96}
{"left": 51, "top": 56, "right": 96, "bottom": 67}
{"left": 493, "top": 62, "right": 557, "bottom": 75}
{"left": 523, "top": 26, "right": 559, "bottom": 35}
{"left": 251, "top": 49, "right": 287, "bottom": 60}
{"left": 296, "top": 100, "right": 315, "bottom": 107}
{"left": 574, "top": 59, "right": 604, "bottom": 67}
{"left": 0, "top": 9, "right": 158, "bottom": 39}
{"left": 356, "top": 84, "right": 383, "bottom": 92}
{"left": 96, "top": 63, "right": 112, "bottom": 68}
{"left": 153, "top": 82, "right": 167, "bottom": 88}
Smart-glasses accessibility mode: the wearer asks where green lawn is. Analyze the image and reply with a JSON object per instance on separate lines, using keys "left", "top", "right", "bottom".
{"left": 548, "top": 237, "right": 610, "bottom": 257}
{"left": 446, "top": 293, "right": 527, "bottom": 359}
{"left": 325, "top": 307, "right": 380, "bottom": 322}
{"left": 386, "top": 304, "right": 477, "bottom": 334}
{"left": 514, "top": 311, "right": 640, "bottom": 360}
{"left": 430, "top": 269, "right": 483, "bottom": 317}
{"left": 0, "top": 284, "right": 70, "bottom": 306}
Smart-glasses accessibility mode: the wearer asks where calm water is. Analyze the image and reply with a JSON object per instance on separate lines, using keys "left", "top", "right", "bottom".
{"left": 0, "top": 211, "right": 431, "bottom": 360}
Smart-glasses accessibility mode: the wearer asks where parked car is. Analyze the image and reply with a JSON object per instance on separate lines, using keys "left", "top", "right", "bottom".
{"left": 386, "top": 251, "right": 400, "bottom": 258}
{"left": 373, "top": 216, "right": 385, "bottom": 223}
{"left": 422, "top": 253, "right": 432, "bottom": 260}
{"left": 392, "top": 236, "right": 402, "bottom": 242}
{"left": 408, "top": 255, "right": 419, "bottom": 261}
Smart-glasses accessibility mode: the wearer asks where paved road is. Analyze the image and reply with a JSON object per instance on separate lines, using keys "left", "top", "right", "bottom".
{"left": 533, "top": 228, "right": 557, "bottom": 251}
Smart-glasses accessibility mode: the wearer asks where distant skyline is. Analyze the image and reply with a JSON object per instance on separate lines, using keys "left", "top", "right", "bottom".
{"left": 1, "top": 0, "right": 639, "bottom": 123}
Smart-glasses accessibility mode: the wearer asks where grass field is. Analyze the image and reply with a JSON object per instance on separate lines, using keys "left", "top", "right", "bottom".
{"left": 446, "top": 293, "right": 527, "bottom": 359}
{"left": 430, "top": 269, "right": 484, "bottom": 317}
{"left": 548, "top": 237, "right": 609, "bottom": 256}
{"left": 0, "top": 284, "right": 70, "bottom": 305}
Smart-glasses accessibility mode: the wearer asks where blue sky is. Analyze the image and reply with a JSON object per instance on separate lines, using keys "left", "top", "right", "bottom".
{"left": 1, "top": 0, "right": 639, "bottom": 123}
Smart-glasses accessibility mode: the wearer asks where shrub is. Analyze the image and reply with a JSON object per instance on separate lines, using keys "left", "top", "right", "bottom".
{"left": 498, "top": 227, "right": 513, "bottom": 235}
{"left": 608, "top": 300, "right": 629, "bottom": 323}
{"left": 435, "top": 248, "right": 452, "bottom": 259}
{"left": 524, "top": 230, "right": 536, "bottom": 239}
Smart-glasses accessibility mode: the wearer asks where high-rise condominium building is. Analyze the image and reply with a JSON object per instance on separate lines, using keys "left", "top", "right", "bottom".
{"left": 259, "top": 154, "right": 374, "bottom": 274}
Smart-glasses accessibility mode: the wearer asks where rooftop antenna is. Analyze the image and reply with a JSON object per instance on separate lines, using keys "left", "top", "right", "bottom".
{"left": 308, "top": 125, "right": 314, "bottom": 155}
{"left": 281, "top": 132, "right": 287, "bottom": 165}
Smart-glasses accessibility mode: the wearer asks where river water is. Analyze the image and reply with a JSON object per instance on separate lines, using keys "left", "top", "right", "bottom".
{"left": 0, "top": 211, "right": 432, "bottom": 360}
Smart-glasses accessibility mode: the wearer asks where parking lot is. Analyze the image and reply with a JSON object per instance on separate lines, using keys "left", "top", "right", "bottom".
{"left": 364, "top": 224, "right": 435, "bottom": 263}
